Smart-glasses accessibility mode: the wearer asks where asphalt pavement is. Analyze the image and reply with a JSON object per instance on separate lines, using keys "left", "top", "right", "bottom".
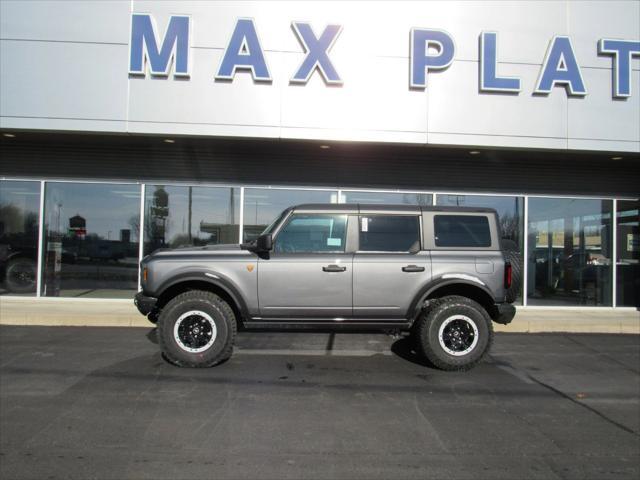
{"left": 0, "top": 325, "right": 639, "bottom": 480}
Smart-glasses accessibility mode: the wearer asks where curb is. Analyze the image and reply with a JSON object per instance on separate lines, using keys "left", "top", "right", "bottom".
{"left": 1, "top": 297, "right": 639, "bottom": 333}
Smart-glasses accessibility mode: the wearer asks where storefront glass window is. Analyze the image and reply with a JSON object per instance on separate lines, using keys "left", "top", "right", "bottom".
{"left": 243, "top": 188, "right": 337, "bottom": 242}
{"left": 616, "top": 200, "right": 639, "bottom": 307}
{"left": 42, "top": 182, "right": 140, "bottom": 298}
{"left": 527, "top": 198, "right": 613, "bottom": 306}
{"left": 0, "top": 181, "right": 40, "bottom": 296}
{"left": 144, "top": 185, "right": 240, "bottom": 256}
{"left": 436, "top": 194, "right": 524, "bottom": 303}
{"left": 436, "top": 195, "right": 523, "bottom": 246}
{"left": 341, "top": 191, "right": 432, "bottom": 205}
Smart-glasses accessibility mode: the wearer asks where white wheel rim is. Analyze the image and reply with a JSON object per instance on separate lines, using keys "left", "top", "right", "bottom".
{"left": 438, "top": 315, "right": 479, "bottom": 356}
{"left": 173, "top": 310, "right": 217, "bottom": 353}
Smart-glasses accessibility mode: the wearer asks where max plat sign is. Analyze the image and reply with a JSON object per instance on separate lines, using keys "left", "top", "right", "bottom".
{"left": 129, "top": 15, "right": 640, "bottom": 98}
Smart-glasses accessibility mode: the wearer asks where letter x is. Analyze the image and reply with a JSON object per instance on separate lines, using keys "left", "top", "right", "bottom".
{"left": 291, "top": 22, "right": 343, "bottom": 85}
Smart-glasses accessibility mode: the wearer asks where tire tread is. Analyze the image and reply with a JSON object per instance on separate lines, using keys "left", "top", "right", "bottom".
{"left": 415, "top": 295, "right": 493, "bottom": 371}
{"left": 158, "top": 290, "right": 237, "bottom": 368}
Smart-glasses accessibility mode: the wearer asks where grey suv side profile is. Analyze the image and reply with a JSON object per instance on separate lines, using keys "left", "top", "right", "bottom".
{"left": 135, "top": 204, "right": 519, "bottom": 370}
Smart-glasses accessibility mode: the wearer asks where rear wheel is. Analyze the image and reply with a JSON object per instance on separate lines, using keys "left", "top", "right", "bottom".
{"left": 413, "top": 295, "right": 493, "bottom": 371}
{"left": 157, "top": 290, "right": 236, "bottom": 367}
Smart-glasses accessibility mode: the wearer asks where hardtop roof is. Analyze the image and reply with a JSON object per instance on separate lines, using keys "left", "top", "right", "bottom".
{"left": 291, "top": 203, "right": 498, "bottom": 214}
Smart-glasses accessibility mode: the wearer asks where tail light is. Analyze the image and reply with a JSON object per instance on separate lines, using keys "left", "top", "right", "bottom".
{"left": 504, "top": 263, "right": 512, "bottom": 289}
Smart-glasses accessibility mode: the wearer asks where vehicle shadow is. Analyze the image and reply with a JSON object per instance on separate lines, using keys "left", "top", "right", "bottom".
{"left": 390, "top": 336, "right": 436, "bottom": 368}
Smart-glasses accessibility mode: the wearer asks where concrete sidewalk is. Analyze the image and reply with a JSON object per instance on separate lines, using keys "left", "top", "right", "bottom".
{"left": 0, "top": 296, "right": 638, "bottom": 333}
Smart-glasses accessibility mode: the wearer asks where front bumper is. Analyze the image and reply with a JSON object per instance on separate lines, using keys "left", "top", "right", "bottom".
{"left": 493, "top": 303, "right": 516, "bottom": 325}
{"left": 134, "top": 292, "right": 157, "bottom": 316}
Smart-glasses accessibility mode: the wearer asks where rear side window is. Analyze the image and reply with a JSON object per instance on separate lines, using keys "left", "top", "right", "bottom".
{"left": 434, "top": 215, "right": 491, "bottom": 247}
{"left": 359, "top": 215, "right": 421, "bottom": 252}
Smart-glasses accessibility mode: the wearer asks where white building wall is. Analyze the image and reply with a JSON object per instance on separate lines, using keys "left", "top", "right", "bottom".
{"left": 1, "top": 0, "right": 639, "bottom": 152}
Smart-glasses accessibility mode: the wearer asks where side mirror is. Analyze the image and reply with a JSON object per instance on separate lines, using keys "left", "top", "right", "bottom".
{"left": 256, "top": 233, "right": 273, "bottom": 252}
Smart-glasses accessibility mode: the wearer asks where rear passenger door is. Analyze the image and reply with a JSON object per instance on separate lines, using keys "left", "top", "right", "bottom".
{"left": 352, "top": 214, "right": 431, "bottom": 319}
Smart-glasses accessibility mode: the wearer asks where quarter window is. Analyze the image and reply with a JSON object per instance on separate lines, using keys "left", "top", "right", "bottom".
{"left": 274, "top": 214, "right": 347, "bottom": 253}
{"left": 434, "top": 215, "right": 491, "bottom": 247}
{"left": 359, "top": 215, "right": 421, "bottom": 252}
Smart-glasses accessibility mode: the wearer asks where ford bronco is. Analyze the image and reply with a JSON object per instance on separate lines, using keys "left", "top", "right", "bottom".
{"left": 135, "top": 204, "right": 520, "bottom": 370}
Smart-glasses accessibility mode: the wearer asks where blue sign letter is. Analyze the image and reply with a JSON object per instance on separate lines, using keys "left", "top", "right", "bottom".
{"left": 598, "top": 39, "right": 640, "bottom": 98}
{"left": 129, "top": 14, "right": 190, "bottom": 77}
{"left": 535, "top": 36, "right": 587, "bottom": 96}
{"left": 291, "top": 23, "right": 343, "bottom": 85}
{"left": 216, "top": 18, "right": 271, "bottom": 82}
{"left": 479, "top": 32, "right": 521, "bottom": 93}
{"left": 410, "top": 28, "right": 455, "bottom": 89}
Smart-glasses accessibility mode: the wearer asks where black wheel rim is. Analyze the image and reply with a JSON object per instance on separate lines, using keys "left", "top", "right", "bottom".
{"left": 439, "top": 315, "right": 479, "bottom": 356}
{"left": 174, "top": 310, "right": 217, "bottom": 353}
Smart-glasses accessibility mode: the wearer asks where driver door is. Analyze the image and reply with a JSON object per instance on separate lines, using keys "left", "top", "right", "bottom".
{"left": 258, "top": 213, "right": 353, "bottom": 318}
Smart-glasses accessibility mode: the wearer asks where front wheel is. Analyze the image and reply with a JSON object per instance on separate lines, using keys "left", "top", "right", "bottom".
{"left": 157, "top": 290, "right": 237, "bottom": 367}
{"left": 413, "top": 295, "right": 493, "bottom": 371}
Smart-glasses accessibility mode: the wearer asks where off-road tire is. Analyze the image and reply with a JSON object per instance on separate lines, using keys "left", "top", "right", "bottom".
{"left": 157, "top": 290, "right": 237, "bottom": 367}
{"left": 413, "top": 295, "right": 493, "bottom": 371}
{"left": 502, "top": 242, "right": 522, "bottom": 303}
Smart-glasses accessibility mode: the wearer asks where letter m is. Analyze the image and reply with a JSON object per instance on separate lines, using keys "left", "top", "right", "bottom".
{"left": 129, "top": 14, "right": 190, "bottom": 77}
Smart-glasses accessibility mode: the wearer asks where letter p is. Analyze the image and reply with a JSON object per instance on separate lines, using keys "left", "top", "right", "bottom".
{"left": 410, "top": 28, "right": 455, "bottom": 88}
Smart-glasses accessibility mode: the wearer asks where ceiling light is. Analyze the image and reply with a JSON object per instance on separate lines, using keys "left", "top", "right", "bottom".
{"left": 611, "top": 156, "right": 622, "bottom": 160}
{"left": 320, "top": 145, "right": 331, "bottom": 149}
{"left": 2, "top": 133, "right": 16, "bottom": 138}
{"left": 469, "top": 150, "right": 480, "bottom": 155}
{"left": 163, "top": 138, "right": 175, "bottom": 144}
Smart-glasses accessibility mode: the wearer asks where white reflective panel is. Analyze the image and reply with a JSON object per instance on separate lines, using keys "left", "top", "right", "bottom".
{"left": 0, "top": 41, "right": 128, "bottom": 127}
{"left": 568, "top": 68, "right": 640, "bottom": 145}
{"left": 428, "top": 61, "right": 568, "bottom": 148}
{"left": 0, "top": 0, "right": 130, "bottom": 44}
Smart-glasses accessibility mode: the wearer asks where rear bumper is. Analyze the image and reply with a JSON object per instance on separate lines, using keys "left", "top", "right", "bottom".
{"left": 134, "top": 292, "right": 157, "bottom": 316}
{"left": 493, "top": 303, "right": 516, "bottom": 325}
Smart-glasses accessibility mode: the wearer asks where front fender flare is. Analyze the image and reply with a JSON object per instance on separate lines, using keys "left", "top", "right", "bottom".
{"left": 156, "top": 270, "right": 250, "bottom": 317}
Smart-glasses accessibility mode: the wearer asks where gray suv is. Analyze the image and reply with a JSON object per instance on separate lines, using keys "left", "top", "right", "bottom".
{"left": 135, "top": 204, "right": 520, "bottom": 370}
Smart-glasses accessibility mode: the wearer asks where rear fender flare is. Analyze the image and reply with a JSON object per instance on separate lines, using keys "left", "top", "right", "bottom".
{"left": 408, "top": 275, "right": 495, "bottom": 321}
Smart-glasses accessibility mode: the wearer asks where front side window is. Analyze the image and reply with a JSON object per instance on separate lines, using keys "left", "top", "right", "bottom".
{"left": 359, "top": 215, "right": 421, "bottom": 252}
{"left": 434, "top": 215, "right": 491, "bottom": 248}
{"left": 274, "top": 214, "right": 347, "bottom": 253}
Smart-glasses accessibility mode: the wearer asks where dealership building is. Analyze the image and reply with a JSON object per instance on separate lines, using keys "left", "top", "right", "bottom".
{"left": 1, "top": 1, "right": 639, "bottom": 313}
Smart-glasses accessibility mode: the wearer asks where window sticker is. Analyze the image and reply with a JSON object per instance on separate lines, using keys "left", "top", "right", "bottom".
{"left": 327, "top": 238, "right": 342, "bottom": 247}
{"left": 361, "top": 217, "right": 369, "bottom": 232}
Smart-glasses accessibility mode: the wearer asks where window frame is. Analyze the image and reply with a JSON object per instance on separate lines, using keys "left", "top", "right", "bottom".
{"left": 356, "top": 214, "right": 423, "bottom": 254}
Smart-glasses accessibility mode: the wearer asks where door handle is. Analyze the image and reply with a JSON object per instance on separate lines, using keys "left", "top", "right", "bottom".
{"left": 323, "top": 264, "right": 347, "bottom": 272}
{"left": 402, "top": 265, "right": 425, "bottom": 272}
